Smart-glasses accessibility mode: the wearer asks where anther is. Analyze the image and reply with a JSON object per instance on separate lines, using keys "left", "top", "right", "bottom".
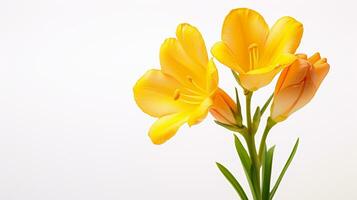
{"left": 173, "top": 89, "right": 180, "bottom": 100}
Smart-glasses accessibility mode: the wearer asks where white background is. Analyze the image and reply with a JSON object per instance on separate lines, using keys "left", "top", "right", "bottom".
{"left": 0, "top": 0, "right": 356, "bottom": 199}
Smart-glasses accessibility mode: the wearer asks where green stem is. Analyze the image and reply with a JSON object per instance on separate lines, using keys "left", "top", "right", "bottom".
{"left": 245, "top": 134, "right": 261, "bottom": 200}
{"left": 258, "top": 117, "right": 277, "bottom": 164}
{"left": 244, "top": 91, "right": 262, "bottom": 200}
{"left": 245, "top": 91, "right": 253, "bottom": 129}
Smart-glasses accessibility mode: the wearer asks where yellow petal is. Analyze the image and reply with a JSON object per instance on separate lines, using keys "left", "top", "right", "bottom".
{"left": 160, "top": 38, "right": 202, "bottom": 82}
{"left": 149, "top": 112, "right": 190, "bottom": 144}
{"left": 211, "top": 41, "right": 245, "bottom": 74}
{"left": 160, "top": 24, "right": 208, "bottom": 88}
{"left": 133, "top": 69, "right": 192, "bottom": 117}
{"left": 221, "top": 8, "right": 269, "bottom": 72}
{"left": 240, "top": 54, "right": 296, "bottom": 91}
{"left": 187, "top": 98, "right": 213, "bottom": 126}
{"left": 206, "top": 59, "right": 219, "bottom": 93}
{"left": 260, "top": 16, "right": 303, "bottom": 67}
{"left": 176, "top": 23, "right": 208, "bottom": 67}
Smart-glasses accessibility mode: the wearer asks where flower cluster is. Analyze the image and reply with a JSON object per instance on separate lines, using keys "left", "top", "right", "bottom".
{"left": 133, "top": 8, "right": 329, "bottom": 200}
{"left": 133, "top": 8, "right": 329, "bottom": 144}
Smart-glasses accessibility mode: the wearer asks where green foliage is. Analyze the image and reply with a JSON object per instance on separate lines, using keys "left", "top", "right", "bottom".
{"left": 269, "top": 139, "right": 299, "bottom": 199}
{"left": 262, "top": 146, "right": 275, "bottom": 200}
{"left": 216, "top": 162, "right": 249, "bottom": 200}
{"left": 234, "top": 135, "right": 258, "bottom": 200}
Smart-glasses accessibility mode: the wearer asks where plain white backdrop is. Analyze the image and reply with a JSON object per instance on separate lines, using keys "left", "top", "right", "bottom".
{"left": 0, "top": 0, "right": 356, "bottom": 199}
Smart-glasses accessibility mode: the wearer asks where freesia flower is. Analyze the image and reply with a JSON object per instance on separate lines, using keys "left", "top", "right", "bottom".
{"left": 270, "top": 53, "right": 330, "bottom": 122}
{"left": 211, "top": 8, "right": 304, "bottom": 91}
{"left": 210, "top": 88, "right": 239, "bottom": 126}
{"left": 133, "top": 23, "right": 222, "bottom": 144}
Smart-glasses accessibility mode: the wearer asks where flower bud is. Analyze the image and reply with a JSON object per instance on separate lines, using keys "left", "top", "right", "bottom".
{"left": 270, "top": 53, "right": 329, "bottom": 122}
{"left": 210, "top": 88, "right": 239, "bottom": 126}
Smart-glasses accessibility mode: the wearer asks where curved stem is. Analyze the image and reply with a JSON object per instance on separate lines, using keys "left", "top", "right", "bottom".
{"left": 258, "top": 117, "right": 277, "bottom": 163}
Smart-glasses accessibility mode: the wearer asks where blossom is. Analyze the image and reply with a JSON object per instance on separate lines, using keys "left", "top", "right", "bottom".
{"left": 270, "top": 53, "right": 330, "bottom": 122}
{"left": 211, "top": 8, "right": 303, "bottom": 91}
{"left": 210, "top": 88, "right": 239, "bottom": 126}
{"left": 133, "top": 23, "right": 219, "bottom": 144}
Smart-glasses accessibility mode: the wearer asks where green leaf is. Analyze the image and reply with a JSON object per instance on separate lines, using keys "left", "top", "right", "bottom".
{"left": 234, "top": 87, "right": 243, "bottom": 126}
{"left": 234, "top": 135, "right": 251, "bottom": 172}
{"left": 216, "top": 162, "right": 249, "bottom": 200}
{"left": 269, "top": 138, "right": 299, "bottom": 200}
{"left": 252, "top": 107, "right": 261, "bottom": 134}
{"left": 249, "top": 164, "right": 261, "bottom": 200}
{"left": 234, "top": 135, "right": 257, "bottom": 199}
{"left": 262, "top": 145, "right": 275, "bottom": 200}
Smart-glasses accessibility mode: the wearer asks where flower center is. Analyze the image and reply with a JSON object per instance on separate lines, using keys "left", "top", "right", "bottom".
{"left": 248, "top": 43, "right": 259, "bottom": 70}
{"left": 172, "top": 76, "right": 208, "bottom": 105}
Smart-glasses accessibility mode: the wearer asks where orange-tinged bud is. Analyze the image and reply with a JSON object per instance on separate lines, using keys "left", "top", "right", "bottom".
{"left": 270, "top": 53, "right": 329, "bottom": 122}
{"left": 210, "top": 88, "right": 238, "bottom": 125}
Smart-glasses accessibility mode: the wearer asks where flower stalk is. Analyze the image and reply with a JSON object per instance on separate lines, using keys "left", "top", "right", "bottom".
{"left": 258, "top": 117, "right": 277, "bottom": 164}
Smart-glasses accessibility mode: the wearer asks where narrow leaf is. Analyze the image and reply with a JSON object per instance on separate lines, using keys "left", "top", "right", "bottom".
{"left": 216, "top": 162, "right": 249, "bottom": 200}
{"left": 250, "top": 164, "right": 261, "bottom": 200}
{"left": 269, "top": 138, "right": 299, "bottom": 200}
{"left": 234, "top": 135, "right": 251, "bottom": 172}
{"left": 252, "top": 107, "right": 261, "bottom": 134}
{"left": 262, "top": 145, "right": 275, "bottom": 200}
{"left": 234, "top": 135, "right": 258, "bottom": 199}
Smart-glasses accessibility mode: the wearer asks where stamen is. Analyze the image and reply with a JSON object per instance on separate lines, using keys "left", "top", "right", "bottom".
{"left": 248, "top": 43, "right": 259, "bottom": 70}
{"left": 182, "top": 87, "right": 203, "bottom": 95}
{"left": 180, "top": 93, "right": 204, "bottom": 100}
{"left": 186, "top": 76, "right": 206, "bottom": 93}
{"left": 180, "top": 99, "right": 202, "bottom": 105}
{"left": 173, "top": 89, "right": 180, "bottom": 100}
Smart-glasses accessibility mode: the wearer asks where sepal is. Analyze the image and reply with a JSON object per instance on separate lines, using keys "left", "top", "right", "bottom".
{"left": 234, "top": 87, "right": 243, "bottom": 127}
{"left": 214, "top": 120, "right": 247, "bottom": 136}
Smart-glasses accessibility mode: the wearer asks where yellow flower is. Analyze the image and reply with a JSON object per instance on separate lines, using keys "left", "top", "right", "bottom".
{"left": 211, "top": 8, "right": 304, "bottom": 91}
{"left": 270, "top": 53, "right": 330, "bottom": 122}
{"left": 133, "top": 23, "right": 219, "bottom": 144}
